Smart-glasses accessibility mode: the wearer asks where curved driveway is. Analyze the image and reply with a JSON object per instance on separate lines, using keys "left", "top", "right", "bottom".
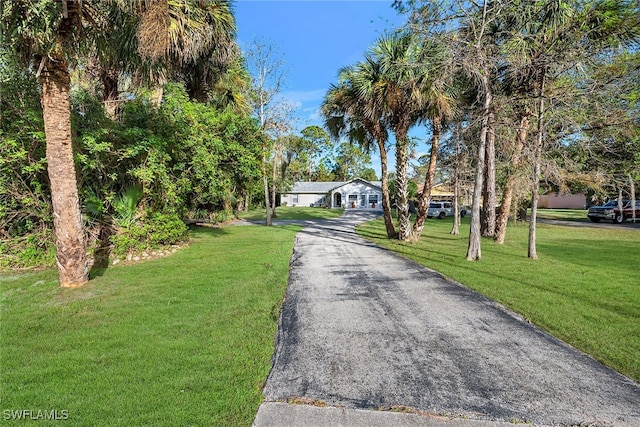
{"left": 258, "top": 210, "right": 640, "bottom": 426}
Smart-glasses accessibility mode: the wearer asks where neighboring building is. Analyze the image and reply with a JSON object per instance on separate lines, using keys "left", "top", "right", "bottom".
{"left": 281, "top": 178, "right": 383, "bottom": 209}
{"left": 416, "top": 182, "right": 473, "bottom": 205}
{"left": 539, "top": 192, "right": 587, "bottom": 209}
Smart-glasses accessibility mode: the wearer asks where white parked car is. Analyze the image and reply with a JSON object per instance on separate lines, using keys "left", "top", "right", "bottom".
{"left": 427, "top": 201, "right": 468, "bottom": 219}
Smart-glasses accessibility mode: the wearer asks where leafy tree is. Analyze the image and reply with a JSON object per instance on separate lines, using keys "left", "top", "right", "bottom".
{"left": 300, "top": 125, "right": 333, "bottom": 179}
{"left": 499, "top": 0, "right": 640, "bottom": 259}
{"left": 396, "top": 0, "right": 639, "bottom": 260}
{"left": 330, "top": 142, "right": 375, "bottom": 181}
{"left": 0, "top": 49, "right": 52, "bottom": 254}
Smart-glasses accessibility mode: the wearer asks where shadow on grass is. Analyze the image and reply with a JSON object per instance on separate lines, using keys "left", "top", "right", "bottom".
{"left": 188, "top": 225, "right": 230, "bottom": 238}
{"left": 89, "top": 224, "right": 116, "bottom": 280}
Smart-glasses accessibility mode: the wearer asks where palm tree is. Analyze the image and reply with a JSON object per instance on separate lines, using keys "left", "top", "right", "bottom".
{"left": 93, "top": 0, "right": 237, "bottom": 109}
{"left": 411, "top": 38, "right": 456, "bottom": 241}
{"left": 207, "top": 57, "right": 252, "bottom": 114}
{"left": 372, "top": 33, "right": 425, "bottom": 241}
{"left": 2, "top": 0, "right": 91, "bottom": 286}
{"left": 1, "top": 0, "right": 239, "bottom": 286}
{"left": 323, "top": 60, "right": 396, "bottom": 238}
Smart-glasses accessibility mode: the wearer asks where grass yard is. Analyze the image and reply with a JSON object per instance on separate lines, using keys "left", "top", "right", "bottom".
{"left": 357, "top": 217, "right": 640, "bottom": 382}
{"left": 0, "top": 225, "right": 300, "bottom": 426}
{"left": 535, "top": 208, "right": 589, "bottom": 221}
{"left": 237, "top": 206, "right": 344, "bottom": 221}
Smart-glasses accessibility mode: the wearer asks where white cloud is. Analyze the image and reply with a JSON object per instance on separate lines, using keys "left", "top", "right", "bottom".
{"left": 279, "top": 89, "right": 326, "bottom": 104}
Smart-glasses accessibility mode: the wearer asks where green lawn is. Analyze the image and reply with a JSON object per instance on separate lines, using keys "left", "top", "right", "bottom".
{"left": 0, "top": 225, "right": 300, "bottom": 426}
{"left": 237, "top": 206, "right": 344, "bottom": 221}
{"left": 357, "top": 217, "right": 640, "bottom": 382}
{"left": 535, "top": 208, "right": 589, "bottom": 221}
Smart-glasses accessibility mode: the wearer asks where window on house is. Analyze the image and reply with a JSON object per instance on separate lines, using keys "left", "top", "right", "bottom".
{"left": 292, "top": 195, "right": 298, "bottom": 203}
{"left": 369, "top": 195, "right": 379, "bottom": 204}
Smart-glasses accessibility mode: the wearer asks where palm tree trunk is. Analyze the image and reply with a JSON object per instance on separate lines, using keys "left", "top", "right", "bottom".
{"left": 100, "top": 66, "right": 120, "bottom": 119}
{"left": 151, "top": 85, "right": 164, "bottom": 107}
{"left": 378, "top": 140, "right": 397, "bottom": 238}
{"left": 412, "top": 118, "right": 441, "bottom": 240}
{"left": 467, "top": 77, "right": 491, "bottom": 261}
{"left": 395, "top": 129, "right": 411, "bottom": 241}
{"left": 39, "top": 57, "right": 88, "bottom": 287}
{"left": 495, "top": 114, "right": 529, "bottom": 244}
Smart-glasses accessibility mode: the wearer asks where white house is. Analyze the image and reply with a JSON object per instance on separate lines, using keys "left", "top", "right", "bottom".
{"left": 281, "top": 178, "right": 383, "bottom": 209}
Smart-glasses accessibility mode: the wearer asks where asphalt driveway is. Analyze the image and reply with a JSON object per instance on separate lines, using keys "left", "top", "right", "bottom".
{"left": 256, "top": 210, "right": 640, "bottom": 426}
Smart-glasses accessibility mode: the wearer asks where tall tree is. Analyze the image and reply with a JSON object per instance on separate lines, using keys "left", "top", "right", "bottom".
{"left": 135, "top": 0, "right": 237, "bottom": 104}
{"left": 330, "top": 142, "right": 375, "bottom": 181}
{"left": 411, "top": 37, "right": 456, "bottom": 241}
{"left": 396, "top": 0, "right": 503, "bottom": 256}
{"left": 300, "top": 125, "right": 333, "bottom": 180}
{"left": 373, "top": 32, "right": 425, "bottom": 241}
{"left": 323, "top": 60, "right": 397, "bottom": 238}
{"left": 2, "top": 0, "right": 92, "bottom": 287}
{"left": 461, "top": 0, "right": 502, "bottom": 260}
{"left": 502, "top": 0, "right": 640, "bottom": 258}
{"left": 245, "top": 39, "right": 286, "bottom": 226}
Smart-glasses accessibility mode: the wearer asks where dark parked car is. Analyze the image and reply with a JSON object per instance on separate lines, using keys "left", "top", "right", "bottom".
{"left": 587, "top": 200, "right": 625, "bottom": 223}
{"left": 613, "top": 200, "right": 640, "bottom": 223}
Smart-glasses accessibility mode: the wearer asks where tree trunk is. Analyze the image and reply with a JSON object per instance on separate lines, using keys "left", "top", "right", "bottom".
{"left": 39, "top": 57, "right": 88, "bottom": 287}
{"left": 467, "top": 78, "right": 491, "bottom": 261}
{"left": 262, "top": 155, "right": 272, "bottom": 226}
{"left": 451, "top": 128, "right": 461, "bottom": 236}
{"left": 451, "top": 172, "right": 461, "bottom": 236}
{"left": 378, "top": 139, "right": 397, "bottom": 238}
{"left": 100, "top": 66, "right": 119, "bottom": 120}
{"left": 495, "top": 114, "right": 529, "bottom": 244}
{"left": 412, "top": 118, "right": 441, "bottom": 240}
{"left": 151, "top": 85, "right": 164, "bottom": 107}
{"left": 395, "top": 129, "right": 411, "bottom": 241}
{"left": 271, "top": 153, "right": 278, "bottom": 218}
{"left": 481, "top": 116, "right": 496, "bottom": 238}
{"left": 528, "top": 72, "right": 546, "bottom": 260}
{"left": 630, "top": 175, "right": 636, "bottom": 222}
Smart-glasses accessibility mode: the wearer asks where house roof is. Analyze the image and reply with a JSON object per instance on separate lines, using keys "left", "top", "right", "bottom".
{"left": 289, "top": 178, "right": 382, "bottom": 193}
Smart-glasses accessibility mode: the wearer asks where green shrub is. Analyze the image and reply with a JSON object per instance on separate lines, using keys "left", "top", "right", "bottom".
{"left": 146, "top": 212, "right": 189, "bottom": 245}
{"left": 0, "top": 230, "right": 56, "bottom": 269}
{"left": 110, "top": 212, "right": 189, "bottom": 258}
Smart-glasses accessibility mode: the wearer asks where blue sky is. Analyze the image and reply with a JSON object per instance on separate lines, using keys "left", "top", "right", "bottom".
{"left": 234, "top": 0, "right": 416, "bottom": 177}
{"left": 235, "top": 0, "right": 404, "bottom": 127}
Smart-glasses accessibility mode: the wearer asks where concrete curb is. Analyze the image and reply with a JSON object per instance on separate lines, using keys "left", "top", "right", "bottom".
{"left": 253, "top": 402, "right": 522, "bottom": 427}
